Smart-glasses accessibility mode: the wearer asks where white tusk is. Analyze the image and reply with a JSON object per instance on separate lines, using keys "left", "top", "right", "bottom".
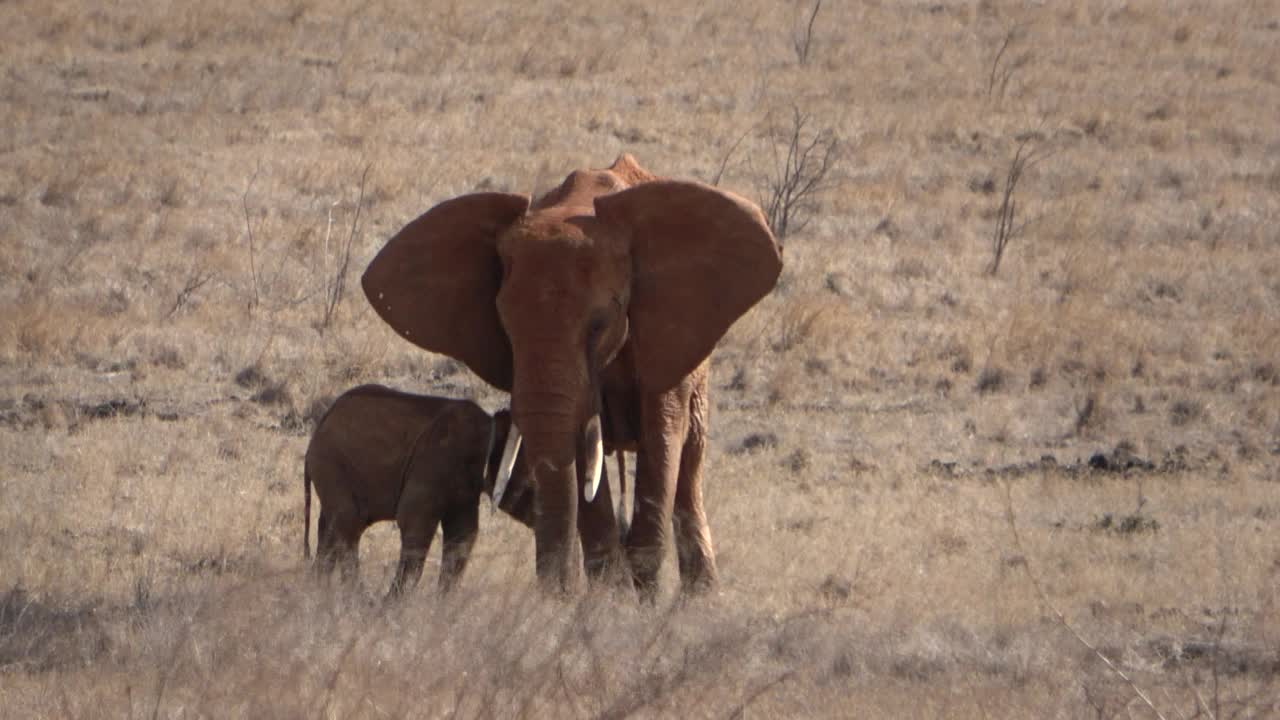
{"left": 492, "top": 425, "right": 522, "bottom": 511}
{"left": 583, "top": 414, "right": 603, "bottom": 503}
{"left": 482, "top": 416, "right": 497, "bottom": 500}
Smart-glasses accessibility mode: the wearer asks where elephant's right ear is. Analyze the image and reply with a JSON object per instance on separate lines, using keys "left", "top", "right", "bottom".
{"left": 361, "top": 193, "right": 530, "bottom": 391}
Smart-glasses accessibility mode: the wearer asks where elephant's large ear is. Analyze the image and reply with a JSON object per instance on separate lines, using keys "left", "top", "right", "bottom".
{"left": 595, "top": 181, "right": 782, "bottom": 393}
{"left": 361, "top": 193, "right": 530, "bottom": 390}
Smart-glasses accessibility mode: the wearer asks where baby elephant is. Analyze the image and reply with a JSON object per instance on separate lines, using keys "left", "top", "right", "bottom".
{"left": 303, "top": 384, "right": 534, "bottom": 597}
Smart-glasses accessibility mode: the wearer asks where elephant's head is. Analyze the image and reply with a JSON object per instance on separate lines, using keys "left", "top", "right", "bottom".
{"left": 363, "top": 155, "right": 781, "bottom": 585}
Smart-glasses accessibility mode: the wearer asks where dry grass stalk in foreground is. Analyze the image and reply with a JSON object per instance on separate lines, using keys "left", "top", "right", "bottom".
{"left": 0, "top": 574, "right": 830, "bottom": 717}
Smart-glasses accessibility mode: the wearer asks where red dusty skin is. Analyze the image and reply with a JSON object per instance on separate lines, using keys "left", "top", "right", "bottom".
{"left": 512, "top": 372, "right": 621, "bottom": 591}
{"left": 514, "top": 425, "right": 578, "bottom": 592}
{"left": 510, "top": 346, "right": 585, "bottom": 591}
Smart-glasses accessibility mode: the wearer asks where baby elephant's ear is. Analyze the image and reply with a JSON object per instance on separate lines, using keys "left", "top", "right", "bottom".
{"left": 362, "top": 193, "right": 529, "bottom": 391}
{"left": 595, "top": 181, "right": 782, "bottom": 393}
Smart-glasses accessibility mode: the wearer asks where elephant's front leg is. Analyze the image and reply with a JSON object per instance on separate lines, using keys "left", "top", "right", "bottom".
{"left": 388, "top": 548, "right": 428, "bottom": 599}
{"left": 389, "top": 528, "right": 437, "bottom": 600}
{"left": 439, "top": 502, "right": 479, "bottom": 592}
{"left": 627, "top": 384, "right": 692, "bottom": 601}
{"left": 673, "top": 375, "right": 717, "bottom": 593}
{"left": 390, "top": 485, "right": 444, "bottom": 599}
{"left": 577, "top": 456, "right": 624, "bottom": 585}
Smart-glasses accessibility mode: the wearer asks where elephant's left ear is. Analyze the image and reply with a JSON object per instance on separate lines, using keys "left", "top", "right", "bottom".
{"left": 361, "top": 192, "right": 529, "bottom": 391}
{"left": 595, "top": 181, "right": 782, "bottom": 393}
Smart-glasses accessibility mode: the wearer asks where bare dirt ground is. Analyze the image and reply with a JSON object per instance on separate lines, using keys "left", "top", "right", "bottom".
{"left": 2, "top": 1, "right": 1279, "bottom": 717}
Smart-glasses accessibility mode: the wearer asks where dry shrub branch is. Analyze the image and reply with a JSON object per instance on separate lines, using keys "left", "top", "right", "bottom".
{"left": 793, "top": 0, "right": 823, "bottom": 66}
{"left": 318, "top": 164, "right": 370, "bottom": 334}
{"left": 165, "top": 262, "right": 217, "bottom": 320}
{"left": 987, "top": 136, "right": 1051, "bottom": 275}
{"left": 242, "top": 164, "right": 262, "bottom": 311}
{"left": 986, "top": 25, "right": 1031, "bottom": 105}
{"left": 759, "top": 106, "right": 839, "bottom": 241}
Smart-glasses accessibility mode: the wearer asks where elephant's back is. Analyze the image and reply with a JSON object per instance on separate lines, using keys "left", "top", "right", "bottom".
{"left": 306, "top": 386, "right": 467, "bottom": 503}
{"left": 313, "top": 385, "right": 457, "bottom": 431}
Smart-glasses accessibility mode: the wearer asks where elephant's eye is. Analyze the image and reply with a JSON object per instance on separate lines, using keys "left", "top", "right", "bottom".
{"left": 587, "top": 311, "right": 612, "bottom": 354}
{"left": 587, "top": 315, "right": 607, "bottom": 343}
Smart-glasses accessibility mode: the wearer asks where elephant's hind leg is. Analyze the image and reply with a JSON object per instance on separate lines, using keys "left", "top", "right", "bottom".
{"left": 314, "top": 510, "right": 342, "bottom": 579}
{"left": 335, "top": 535, "right": 361, "bottom": 587}
{"left": 318, "top": 512, "right": 362, "bottom": 588}
{"left": 314, "top": 510, "right": 332, "bottom": 573}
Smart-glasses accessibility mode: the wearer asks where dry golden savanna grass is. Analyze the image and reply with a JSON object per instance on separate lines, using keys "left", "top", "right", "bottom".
{"left": 2, "top": 0, "right": 1279, "bottom": 716}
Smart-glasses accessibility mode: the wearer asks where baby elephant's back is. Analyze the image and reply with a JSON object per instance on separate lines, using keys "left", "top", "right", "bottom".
{"left": 306, "top": 385, "right": 488, "bottom": 517}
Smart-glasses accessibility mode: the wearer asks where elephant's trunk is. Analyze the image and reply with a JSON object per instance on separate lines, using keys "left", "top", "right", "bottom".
{"left": 509, "top": 348, "right": 608, "bottom": 590}
{"left": 519, "top": 427, "right": 580, "bottom": 592}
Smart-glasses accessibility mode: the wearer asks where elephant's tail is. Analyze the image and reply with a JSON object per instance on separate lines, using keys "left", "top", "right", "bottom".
{"left": 303, "top": 464, "right": 312, "bottom": 560}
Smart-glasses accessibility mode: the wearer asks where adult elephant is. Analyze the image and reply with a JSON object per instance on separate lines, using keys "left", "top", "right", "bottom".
{"left": 361, "top": 154, "right": 782, "bottom": 597}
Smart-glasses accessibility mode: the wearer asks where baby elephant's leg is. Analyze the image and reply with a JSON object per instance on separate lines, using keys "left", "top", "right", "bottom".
{"left": 389, "top": 502, "right": 442, "bottom": 599}
{"left": 439, "top": 503, "right": 479, "bottom": 593}
{"left": 316, "top": 509, "right": 364, "bottom": 587}
{"left": 314, "top": 510, "right": 336, "bottom": 576}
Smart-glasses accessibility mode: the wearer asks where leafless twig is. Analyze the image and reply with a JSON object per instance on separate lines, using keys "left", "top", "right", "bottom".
{"left": 759, "top": 106, "right": 839, "bottom": 241}
{"left": 988, "top": 136, "right": 1051, "bottom": 275}
{"left": 319, "top": 164, "right": 370, "bottom": 333}
{"left": 711, "top": 127, "right": 752, "bottom": 187}
{"left": 987, "top": 26, "right": 1031, "bottom": 104}
{"left": 165, "top": 263, "right": 217, "bottom": 320}
{"left": 793, "top": 0, "right": 822, "bottom": 66}
{"left": 242, "top": 164, "right": 262, "bottom": 310}
{"left": 727, "top": 671, "right": 796, "bottom": 719}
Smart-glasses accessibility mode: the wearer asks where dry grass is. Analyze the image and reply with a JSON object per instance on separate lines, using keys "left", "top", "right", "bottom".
{"left": 3, "top": 0, "right": 1279, "bottom": 716}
